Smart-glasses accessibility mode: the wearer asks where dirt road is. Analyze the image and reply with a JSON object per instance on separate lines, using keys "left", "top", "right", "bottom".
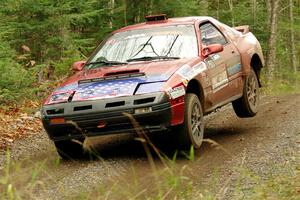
{"left": 0, "top": 94, "right": 299, "bottom": 199}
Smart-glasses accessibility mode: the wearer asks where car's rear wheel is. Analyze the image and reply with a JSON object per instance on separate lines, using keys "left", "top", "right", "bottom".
{"left": 54, "top": 138, "right": 85, "bottom": 160}
{"left": 176, "top": 93, "right": 204, "bottom": 149}
{"left": 232, "top": 69, "right": 259, "bottom": 118}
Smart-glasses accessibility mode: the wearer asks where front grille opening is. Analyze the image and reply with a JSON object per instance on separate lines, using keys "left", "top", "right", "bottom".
{"left": 47, "top": 108, "right": 64, "bottom": 115}
{"left": 134, "top": 97, "right": 155, "bottom": 105}
{"left": 105, "top": 101, "right": 125, "bottom": 108}
{"left": 74, "top": 105, "right": 92, "bottom": 111}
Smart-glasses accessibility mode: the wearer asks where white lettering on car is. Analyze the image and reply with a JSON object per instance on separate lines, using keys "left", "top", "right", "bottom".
{"left": 212, "top": 70, "right": 228, "bottom": 92}
{"left": 177, "top": 62, "right": 207, "bottom": 80}
{"left": 167, "top": 85, "right": 186, "bottom": 99}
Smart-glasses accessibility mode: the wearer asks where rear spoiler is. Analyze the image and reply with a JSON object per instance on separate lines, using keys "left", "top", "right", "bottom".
{"left": 234, "top": 25, "right": 250, "bottom": 34}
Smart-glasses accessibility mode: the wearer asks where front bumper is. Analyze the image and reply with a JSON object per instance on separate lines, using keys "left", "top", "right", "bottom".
{"left": 42, "top": 92, "right": 172, "bottom": 141}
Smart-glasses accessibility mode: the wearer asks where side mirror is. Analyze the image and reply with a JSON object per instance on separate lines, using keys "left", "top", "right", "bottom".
{"left": 72, "top": 61, "right": 86, "bottom": 72}
{"left": 202, "top": 44, "right": 224, "bottom": 57}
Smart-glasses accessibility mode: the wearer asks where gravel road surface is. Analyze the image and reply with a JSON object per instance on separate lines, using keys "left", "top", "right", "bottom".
{"left": 0, "top": 94, "right": 299, "bottom": 199}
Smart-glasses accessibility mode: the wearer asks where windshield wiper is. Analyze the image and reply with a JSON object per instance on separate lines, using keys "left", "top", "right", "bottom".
{"left": 86, "top": 60, "right": 128, "bottom": 68}
{"left": 127, "top": 56, "right": 180, "bottom": 62}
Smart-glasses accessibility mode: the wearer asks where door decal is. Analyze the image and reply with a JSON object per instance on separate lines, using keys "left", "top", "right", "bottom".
{"left": 227, "top": 63, "right": 241, "bottom": 76}
{"left": 212, "top": 70, "right": 228, "bottom": 91}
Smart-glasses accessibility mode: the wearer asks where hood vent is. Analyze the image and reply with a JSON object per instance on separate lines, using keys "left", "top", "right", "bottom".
{"left": 78, "top": 71, "right": 145, "bottom": 84}
{"left": 104, "top": 69, "right": 140, "bottom": 77}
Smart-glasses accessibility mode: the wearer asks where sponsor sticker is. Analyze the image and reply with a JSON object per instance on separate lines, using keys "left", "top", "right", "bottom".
{"left": 177, "top": 64, "right": 194, "bottom": 80}
{"left": 125, "top": 34, "right": 146, "bottom": 39}
{"left": 182, "top": 79, "right": 189, "bottom": 87}
{"left": 204, "top": 57, "right": 216, "bottom": 69}
{"left": 227, "top": 63, "right": 241, "bottom": 76}
{"left": 167, "top": 85, "right": 186, "bottom": 99}
{"left": 211, "top": 54, "right": 221, "bottom": 61}
{"left": 177, "top": 62, "right": 207, "bottom": 80}
{"left": 212, "top": 71, "right": 228, "bottom": 91}
{"left": 193, "top": 62, "right": 207, "bottom": 74}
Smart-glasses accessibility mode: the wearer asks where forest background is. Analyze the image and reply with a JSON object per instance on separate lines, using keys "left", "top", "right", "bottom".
{"left": 0, "top": 0, "right": 299, "bottom": 106}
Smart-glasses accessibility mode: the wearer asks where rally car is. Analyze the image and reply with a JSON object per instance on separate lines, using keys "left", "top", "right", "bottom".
{"left": 41, "top": 15, "right": 264, "bottom": 159}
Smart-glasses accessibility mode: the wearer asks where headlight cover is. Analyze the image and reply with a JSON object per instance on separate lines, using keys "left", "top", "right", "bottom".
{"left": 135, "top": 82, "right": 165, "bottom": 95}
{"left": 49, "top": 92, "right": 72, "bottom": 104}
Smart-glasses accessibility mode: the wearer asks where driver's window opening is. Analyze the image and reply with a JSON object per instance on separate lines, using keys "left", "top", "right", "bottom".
{"left": 200, "top": 22, "right": 227, "bottom": 46}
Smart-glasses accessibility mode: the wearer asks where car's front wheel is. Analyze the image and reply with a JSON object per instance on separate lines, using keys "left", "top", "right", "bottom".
{"left": 176, "top": 93, "right": 204, "bottom": 149}
{"left": 232, "top": 69, "right": 259, "bottom": 118}
{"left": 54, "top": 138, "right": 85, "bottom": 160}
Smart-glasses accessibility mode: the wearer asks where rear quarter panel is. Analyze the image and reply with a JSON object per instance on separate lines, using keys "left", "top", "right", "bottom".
{"left": 213, "top": 19, "right": 264, "bottom": 75}
{"left": 235, "top": 32, "right": 265, "bottom": 74}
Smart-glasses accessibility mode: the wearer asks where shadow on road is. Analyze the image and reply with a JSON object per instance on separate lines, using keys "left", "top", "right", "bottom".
{"left": 78, "top": 124, "right": 251, "bottom": 162}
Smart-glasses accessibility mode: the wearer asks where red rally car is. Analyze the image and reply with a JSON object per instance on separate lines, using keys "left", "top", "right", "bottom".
{"left": 41, "top": 15, "right": 264, "bottom": 159}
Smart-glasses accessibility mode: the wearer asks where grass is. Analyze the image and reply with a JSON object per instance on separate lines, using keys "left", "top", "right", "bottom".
{"left": 260, "top": 72, "right": 300, "bottom": 96}
{"left": 1, "top": 143, "right": 298, "bottom": 200}
{"left": 0, "top": 120, "right": 299, "bottom": 199}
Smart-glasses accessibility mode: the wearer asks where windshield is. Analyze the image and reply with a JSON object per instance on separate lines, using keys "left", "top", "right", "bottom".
{"left": 88, "top": 25, "right": 198, "bottom": 64}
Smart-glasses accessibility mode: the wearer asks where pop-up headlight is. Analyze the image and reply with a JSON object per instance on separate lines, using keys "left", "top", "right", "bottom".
{"left": 135, "top": 82, "right": 165, "bottom": 95}
{"left": 49, "top": 92, "right": 72, "bottom": 104}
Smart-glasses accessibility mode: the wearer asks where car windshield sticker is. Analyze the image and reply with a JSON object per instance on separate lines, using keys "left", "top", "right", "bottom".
{"left": 212, "top": 70, "right": 228, "bottom": 91}
{"left": 168, "top": 85, "right": 185, "bottom": 99}
{"left": 227, "top": 63, "right": 241, "bottom": 76}
{"left": 177, "top": 62, "right": 207, "bottom": 80}
{"left": 125, "top": 34, "right": 146, "bottom": 39}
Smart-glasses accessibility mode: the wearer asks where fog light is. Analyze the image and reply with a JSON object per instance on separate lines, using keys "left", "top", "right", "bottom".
{"left": 50, "top": 117, "right": 65, "bottom": 124}
{"left": 134, "top": 107, "right": 152, "bottom": 114}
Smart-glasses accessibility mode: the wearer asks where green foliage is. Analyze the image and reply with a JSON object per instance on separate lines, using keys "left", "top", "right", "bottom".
{"left": 0, "top": 0, "right": 299, "bottom": 105}
{"left": 0, "top": 41, "right": 35, "bottom": 104}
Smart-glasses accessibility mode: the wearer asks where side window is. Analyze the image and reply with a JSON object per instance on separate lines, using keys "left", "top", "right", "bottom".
{"left": 200, "top": 22, "right": 227, "bottom": 46}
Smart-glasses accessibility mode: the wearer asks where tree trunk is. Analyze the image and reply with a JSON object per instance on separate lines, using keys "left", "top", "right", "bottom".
{"left": 203, "top": 0, "right": 209, "bottom": 15}
{"left": 123, "top": 0, "right": 127, "bottom": 26}
{"left": 109, "top": 0, "right": 115, "bottom": 29}
{"left": 228, "top": 0, "right": 235, "bottom": 26}
{"left": 266, "top": 0, "right": 272, "bottom": 29}
{"left": 134, "top": 7, "right": 141, "bottom": 23}
{"left": 289, "top": 0, "right": 297, "bottom": 73}
{"left": 148, "top": 0, "right": 153, "bottom": 15}
{"left": 217, "top": 0, "right": 220, "bottom": 20}
{"left": 266, "top": 0, "right": 280, "bottom": 83}
{"left": 252, "top": 0, "right": 256, "bottom": 25}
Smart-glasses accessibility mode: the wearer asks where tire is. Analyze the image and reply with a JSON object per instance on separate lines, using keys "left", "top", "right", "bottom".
{"left": 176, "top": 93, "right": 204, "bottom": 149}
{"left": 232, "top": 69, "right": 259, "bottom": 118}
{"left": 54, "top": 138, "right": 85, "bottom": 160}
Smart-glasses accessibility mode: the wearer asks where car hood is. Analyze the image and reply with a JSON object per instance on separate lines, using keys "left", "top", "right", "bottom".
{"left": 44, "top": 58, "right": 194, "bottom": 105}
